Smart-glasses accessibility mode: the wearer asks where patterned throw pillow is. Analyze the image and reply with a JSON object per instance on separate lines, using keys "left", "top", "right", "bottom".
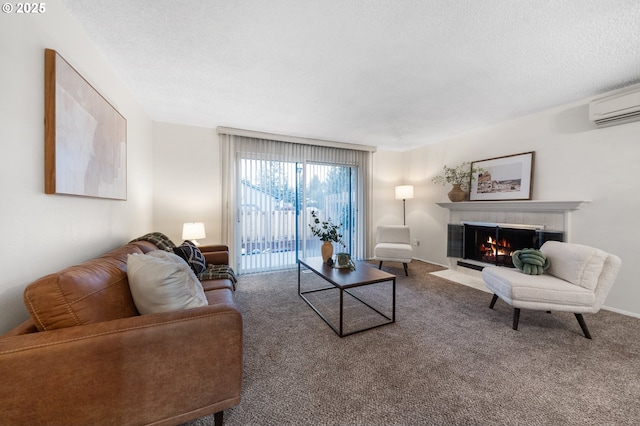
{"left": 173, "top": 241, "right": 207, "bottom": 275}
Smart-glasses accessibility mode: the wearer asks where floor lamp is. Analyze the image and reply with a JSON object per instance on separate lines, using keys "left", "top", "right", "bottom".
{"left": 395, "top": 185, "right": 414, "bottom": 226}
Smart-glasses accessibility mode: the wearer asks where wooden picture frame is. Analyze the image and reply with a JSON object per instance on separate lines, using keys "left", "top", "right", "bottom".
{"left": 469, "top": 152, "right": 534, "bottom": 201}
{"left": 45, "top": 49, "right": 127, "bottom": 200}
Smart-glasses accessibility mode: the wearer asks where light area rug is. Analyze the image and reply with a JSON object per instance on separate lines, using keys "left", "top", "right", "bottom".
{"left": 183, "top": 260, "right": 640, "bottom": 426}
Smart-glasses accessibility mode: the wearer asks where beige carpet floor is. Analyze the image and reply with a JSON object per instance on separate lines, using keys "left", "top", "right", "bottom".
{"left": 183, "top": 260, "right": 640, "bottom": 426}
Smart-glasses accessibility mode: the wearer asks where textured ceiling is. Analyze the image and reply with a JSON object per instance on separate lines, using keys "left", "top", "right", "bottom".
{"left": 61, "top": 0, "right": 640, "bottom": 151}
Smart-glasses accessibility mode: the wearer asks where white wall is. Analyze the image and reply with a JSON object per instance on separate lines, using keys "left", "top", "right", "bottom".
{"left": 152, "top": 122, "right": 222, "bottom": 245}
{"left": 382, "top": 96, "right": 640, "bottom": 317}
{"left": 0, "top": 0, "right": 154, "bottom": 333}
{"left": 371, "top": 150, "right": 406, "bottom": 224}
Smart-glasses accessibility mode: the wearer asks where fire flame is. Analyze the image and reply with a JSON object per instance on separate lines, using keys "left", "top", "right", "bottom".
{"left": 482, "top": 236, "right": 513, "bottom": 258}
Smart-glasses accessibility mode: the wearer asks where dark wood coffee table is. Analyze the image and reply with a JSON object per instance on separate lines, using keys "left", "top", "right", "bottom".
{"left": 298, "top": 257, "right": 396, "bottom": 337}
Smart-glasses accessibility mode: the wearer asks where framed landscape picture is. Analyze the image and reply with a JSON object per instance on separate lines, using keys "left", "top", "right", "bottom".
{"left": 469, "top": 152, "right": 534, "bottom": 201}
{"left": 44, "top": 49, "right": 127, "bottom": 200}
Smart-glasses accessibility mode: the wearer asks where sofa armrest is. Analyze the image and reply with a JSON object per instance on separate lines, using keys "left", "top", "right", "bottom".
{"left": 0, "top": 301, "right": 242, "bottom": 426}
{"left": 199, "top": 244, "right": 229, "bottom": 253}
{"left": 2, "top": 318, "right": 38, "bottom": 336}
{"left": 200, "top": 245, "right": 229, "bottom": 265}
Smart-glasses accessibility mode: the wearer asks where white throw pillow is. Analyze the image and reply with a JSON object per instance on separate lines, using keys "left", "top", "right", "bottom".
{"left": 127, "top": 251, "right": 208, "bottom": 315}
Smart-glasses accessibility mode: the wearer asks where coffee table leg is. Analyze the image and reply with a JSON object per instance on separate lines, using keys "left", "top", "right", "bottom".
{"left": 339, "top": 288, "right": 344, "bottom": 337}
{"left": 392, "top": 277, "right": 396, "bottom": 323}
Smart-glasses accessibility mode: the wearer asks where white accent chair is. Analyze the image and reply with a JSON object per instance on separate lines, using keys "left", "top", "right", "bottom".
{"left": 482, "top": 241, "right": 621, "bottom": 339}
{"left": 374, "top": 226, "right": 413, "bottom": 276}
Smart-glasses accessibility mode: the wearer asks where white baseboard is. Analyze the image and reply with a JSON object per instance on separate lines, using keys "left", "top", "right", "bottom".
{"left": 602, "top": 305, "right": 640, "bottom": 319}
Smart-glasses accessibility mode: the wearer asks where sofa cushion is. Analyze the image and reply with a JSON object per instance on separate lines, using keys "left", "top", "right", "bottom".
{"left": 205, "top": 287, "right": 235, "bottom": 305}
{"left": 23, "top": 244, "right": 143, "bottom": 331}
{"left": 201, "top": 278, "right": 235, "bottom": 292}
{"left": 173, "top": 240, "right": 207, "bottom": 274}
{"left": 540, "top": 241, "right": 607, "bottom": 291}
{"left": 127, "top": 251, "right": 208, "bottom": 315}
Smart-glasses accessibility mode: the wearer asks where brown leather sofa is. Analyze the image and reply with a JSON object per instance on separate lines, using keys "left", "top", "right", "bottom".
{"left": 0, "top": 236, "right": 242, "bottom": 426}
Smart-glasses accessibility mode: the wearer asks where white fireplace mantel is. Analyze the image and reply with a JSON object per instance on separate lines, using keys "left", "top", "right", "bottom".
{"left": 436, "top": 200, "right": 589, "bottom": 212}
{"left": 437, "top": 200, "right": 590, "bottom": 240}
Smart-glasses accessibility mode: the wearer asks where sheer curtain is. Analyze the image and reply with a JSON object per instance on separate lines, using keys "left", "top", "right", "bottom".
{"left": 218, "top": 128, "right": 374, "bottom": 272}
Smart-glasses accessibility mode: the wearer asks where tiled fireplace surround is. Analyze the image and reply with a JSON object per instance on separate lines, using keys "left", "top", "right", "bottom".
{"left": 436, "top": 200, "right": 589, "bottom": 280}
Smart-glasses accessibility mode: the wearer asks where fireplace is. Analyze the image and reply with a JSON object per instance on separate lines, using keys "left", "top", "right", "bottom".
{"left": 447, "top": 221, "right": 563, "bottom": 269}
{"left": 439, "top": 200, "right": 586, "bottom": 273}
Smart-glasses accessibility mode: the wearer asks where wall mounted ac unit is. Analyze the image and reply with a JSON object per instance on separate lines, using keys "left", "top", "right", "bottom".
{"left": 589, "top": 86, "right": 640, "bottom": 127}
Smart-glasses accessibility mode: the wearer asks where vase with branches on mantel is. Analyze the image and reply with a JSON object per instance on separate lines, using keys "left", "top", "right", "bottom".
{"left": 431, "top": 162, "right": 483, "bottom": 202}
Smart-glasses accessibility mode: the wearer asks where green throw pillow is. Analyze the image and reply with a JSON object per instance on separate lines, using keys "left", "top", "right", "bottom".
{"left": 512, "top": 248, "right": 550, "bottom": 275}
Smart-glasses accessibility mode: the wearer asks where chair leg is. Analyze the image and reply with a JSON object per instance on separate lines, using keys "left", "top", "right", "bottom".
{"left": 214, "top": 411, "right": 224, "bottom": 426}
{"left": 512, "top": 308, "right": 520, "bottom": 330}
{"left": 489, "top": 294, "right": 499, "bottom": 309}
{"left": 575, "top": 313, "right": 592, "bottom": 339}
{"left": 403, "top": 263, "right": 409, "bottom": 276}
{"left": 378, "top": 261, "right": 383, "bottom": 270}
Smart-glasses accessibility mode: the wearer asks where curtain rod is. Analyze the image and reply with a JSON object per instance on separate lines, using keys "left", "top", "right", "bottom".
{"left": 216, "top": 126, "right": 377, "bottom": 153}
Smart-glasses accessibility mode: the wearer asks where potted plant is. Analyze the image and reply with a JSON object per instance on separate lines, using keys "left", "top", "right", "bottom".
{"left": 431, "top": 162, "right": 481, "bottom": 202}
{"left": 309, "top": 210, "right": 345, "bottom": 263}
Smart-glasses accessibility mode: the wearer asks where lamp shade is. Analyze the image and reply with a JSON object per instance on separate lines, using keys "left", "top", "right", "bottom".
{"left": 395, "top": 185, "right": 414, "bottom": 200}
{"left": 182, "top": 222, "right": 206, "bottom": 240}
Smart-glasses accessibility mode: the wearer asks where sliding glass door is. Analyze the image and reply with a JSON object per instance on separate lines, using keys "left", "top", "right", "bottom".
{"left": 303, "top": 162, "right": 356, "bottom": 260}
{"left": 237, "top": 158, "right": 356, "bottom": 274}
